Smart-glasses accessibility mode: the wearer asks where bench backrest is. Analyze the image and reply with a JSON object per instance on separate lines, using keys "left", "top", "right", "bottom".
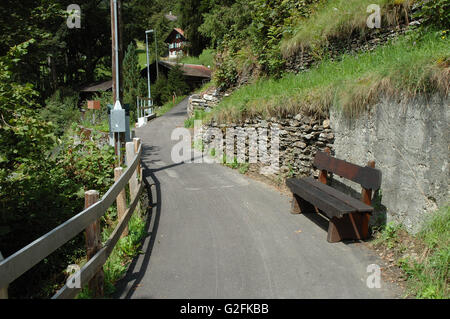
{"left": 313, "top": 151, "right": 382, "bottom": 190}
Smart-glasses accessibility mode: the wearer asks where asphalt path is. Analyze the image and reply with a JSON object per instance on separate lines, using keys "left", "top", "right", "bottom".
{"left": 115, "top": 97, "right": 400, "bottom": 299}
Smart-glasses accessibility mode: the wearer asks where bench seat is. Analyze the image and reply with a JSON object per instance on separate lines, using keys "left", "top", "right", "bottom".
{"left": 286, "top": 177, "right": 373, "bottom": 219}
{"left": 286, "top": 150, "right": 381, "bottom": 242}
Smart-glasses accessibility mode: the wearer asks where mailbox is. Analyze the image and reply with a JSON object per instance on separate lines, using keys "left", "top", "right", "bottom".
{"left": 110, "top": 108, "right": 126, "bottom": 132}
{"left": 87, "top": 100, "right": 101, "bottom": 110}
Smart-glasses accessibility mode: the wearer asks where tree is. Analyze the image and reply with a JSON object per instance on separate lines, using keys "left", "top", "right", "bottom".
{"left": 167, "top": 64, "right": 189, "bottom": 96}
{"left": 152, "top": 74, "right": 170, "bottom": 106}
{"left": 179, "top": 0, "right": 212, "bottom": 56}
{"left": 123, "top": 42, "right": 146, "bottom": 121}
{"left": 0, "top": 0, "right": 112, "bottom": 101}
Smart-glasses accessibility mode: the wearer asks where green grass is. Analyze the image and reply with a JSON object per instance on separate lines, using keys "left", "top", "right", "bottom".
{"left": 184, "top": 109, "right": 208, "bottom": 128}
{"left": 136, "top": 40, "right": 157, "bottom": 69}
{"left": 372, "top": 205, "right": 449, "bottom": 299}
{"left": 210, "top": 31, "right": 449, "bottom": 123}
{"left": 194, "top": 80, "right": 215, "bottom": 94}
{"left": 76, "top": 207, "right": 147, "bottom": 299}
{"left": 281, "top": 0, "right": 413, "bottom": 57}
{"left": 179, "top": 49, "right": 215, "bottom": 68}
{"left": 102, "top": 211, "right": 147, "bottom": 297}
{"left": 80, "top": 116, "right": 109, "bottom": 133}
{"left": 155, "top": 95, "right": 187, "bottom": 116}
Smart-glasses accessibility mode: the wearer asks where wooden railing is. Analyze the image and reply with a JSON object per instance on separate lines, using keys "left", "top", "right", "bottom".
{"left": 0, "top": 138, "right": 144, "bottom": 299}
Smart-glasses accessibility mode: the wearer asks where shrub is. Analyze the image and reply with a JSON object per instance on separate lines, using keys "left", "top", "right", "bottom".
{"left": 40, "top": 88, "right": 80, "bottom": 136}
{"left": 167, "top": 64, "right": 190, "bottom": 97}
{"left": 152, "top": 74, "right": 170, "bottom": 106}
{"left": 414, "top": 0, "right": 450, "bottom": 29}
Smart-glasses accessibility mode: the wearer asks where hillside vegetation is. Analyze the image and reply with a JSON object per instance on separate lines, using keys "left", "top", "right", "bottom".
{"left": 199, "top": 0, "right": 449, "bottom": 123}
{"left": 372, "top": 205, "right": 449, "bottom": 298}
{"left": 210, "top": 31, "right": 449, "bottom": 123}
{"left": 280, "top": 0, "right": 413, "bottom": 57}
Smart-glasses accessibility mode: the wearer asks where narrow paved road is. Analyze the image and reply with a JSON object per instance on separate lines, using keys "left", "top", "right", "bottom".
{"left": 115, "top": 98, "right": 400, "bottom": 299}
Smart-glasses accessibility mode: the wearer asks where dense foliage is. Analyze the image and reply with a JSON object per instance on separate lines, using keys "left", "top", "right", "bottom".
{"left": 199, "top": 0, "right": 322, "bottom": 89}
{"left": 0, "top": 39, "right": 116, "bottom": 298}
{"left": 414, "top": 0, "right": 450, "bottom": 29}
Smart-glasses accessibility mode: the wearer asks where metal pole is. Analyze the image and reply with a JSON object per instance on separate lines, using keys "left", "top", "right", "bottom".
{"left": 146, "top": 32, "right": 151, "bottom": 100}
{"left": 113, "top": 0, "right": 120, "bottom": 103}
{"left": 154, "top": 30, "right": 159, "bottom": 81}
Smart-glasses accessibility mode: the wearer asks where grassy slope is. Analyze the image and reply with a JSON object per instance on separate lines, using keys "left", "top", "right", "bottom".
{"left": 210, "top": 31, "right": 449, "bottom": 123}
{"left": 371, "top": 205, "right": 449, "bottom": 299}
{"left": 281, "top": 0, "right": 413, "bottom": 57}
{"left": 179, "top": 49, "right": 215, "bottom": 68}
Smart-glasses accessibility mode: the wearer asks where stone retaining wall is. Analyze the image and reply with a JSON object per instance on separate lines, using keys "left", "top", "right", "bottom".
{"left": 200, "top": 95, "right": 448, "bottom": 233}
{"left": 187, "top": 89, "right": 221, "bottom": 117}
{"left": 330, "top": 96, "right": 449, "bottom": 232}
{"left": 202, "top": 114, "right": 334, "bottom": 178}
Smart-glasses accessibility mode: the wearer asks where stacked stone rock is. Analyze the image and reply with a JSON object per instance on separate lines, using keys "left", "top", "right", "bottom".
{"left": 187, "top": 90, "right": 220, "bottom": 117}
{"left": 202, "top": 114, "right": 335, "bottom": 178}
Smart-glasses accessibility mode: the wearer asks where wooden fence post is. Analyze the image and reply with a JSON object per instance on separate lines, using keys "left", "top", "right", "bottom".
{"left": 0, "top": 252, "right": 8, "bottom": 299}
{"left": 114, "top": 167, "right": 128, "bottom": 238}
{"left": 126, "top": 142, "right": 139, "bottom": 194}
{"left": 126, "top": 141, "right": 141, "bottom": 215}
{"left": 133, "top": 138, "right": 141, "bottom": 182}
{"left": 84, "top": 190, "right": 104, "bottom": 298}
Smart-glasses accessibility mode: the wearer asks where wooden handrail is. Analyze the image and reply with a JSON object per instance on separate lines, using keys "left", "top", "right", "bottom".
{"left": 52, "top": 180, "right": 144, "bottom": 299}
{"left": 0, "top": 142, "right": 143, "bottom": 294}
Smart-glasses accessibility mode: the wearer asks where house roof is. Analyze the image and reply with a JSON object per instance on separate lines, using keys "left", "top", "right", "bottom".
{"left": 164, "top": 28, "right": 186, "bottom": 43}
{"left": 174, "top": 28, "right": 184, "bottom": 37}
{"left": 140, "top": 61, "right": 211, "bottom": 79}
{"left": 160, "top": 61, "right": 211, "bottom": 78}
{"left": 80, "top": 80, "right": 112, "bottom": 92}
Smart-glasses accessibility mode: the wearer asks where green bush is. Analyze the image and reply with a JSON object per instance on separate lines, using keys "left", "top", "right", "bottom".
{"left": 214, "top": 53, "right": 238, "bottom": 90}
{"left": 201, "top": 0, "right": 323, "bottom": 88}
{"left": 40, "top": 88, "right": 80, "bottom": 136}
{"left": 167, "top": 64, "right": 190, "bottom": 97}
{"left": 152, "top": 74, "right": 170, "bottom": 106}
{"left": 414, "top": 0, "right": 450, "bottom": 29}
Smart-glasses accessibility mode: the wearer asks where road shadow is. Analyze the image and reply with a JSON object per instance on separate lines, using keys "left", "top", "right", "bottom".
{"left": 113, "top": 159, "right": 161, "bottom": 299}
{"left": 113, "top": 153, "right": 190, "bottom": 299}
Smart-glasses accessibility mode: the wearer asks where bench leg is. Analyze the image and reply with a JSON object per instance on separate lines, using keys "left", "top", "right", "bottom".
{"left": 290, "top": 194, "right": 316, "bottom": 215}
{"left": 327, "top": 213, "right": 370, "bottom": 243}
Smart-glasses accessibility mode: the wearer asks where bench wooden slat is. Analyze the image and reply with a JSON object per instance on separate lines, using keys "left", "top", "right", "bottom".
{"left": 301, "top": 177, "right": 373, "bottom": 213}
{"left": 286, "top": 178, "right": 356, "bottom": 218}
{"left": 313, "top": 151, "right": 381, "bottom": 190}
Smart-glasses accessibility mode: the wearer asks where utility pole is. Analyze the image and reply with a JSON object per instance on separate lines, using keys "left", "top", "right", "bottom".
{"left": 154, "top": 30, "right": 159, "bottom": 80}
{"left": 111, "top": 0, "right": 125, "bottom": 164}
{"left": 145, "top": 30, "right": 152, "bottom": 100}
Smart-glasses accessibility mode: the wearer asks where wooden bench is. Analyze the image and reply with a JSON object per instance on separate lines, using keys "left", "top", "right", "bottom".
{"left": 286, "top": 149, "right": 382, "bottom": 243}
